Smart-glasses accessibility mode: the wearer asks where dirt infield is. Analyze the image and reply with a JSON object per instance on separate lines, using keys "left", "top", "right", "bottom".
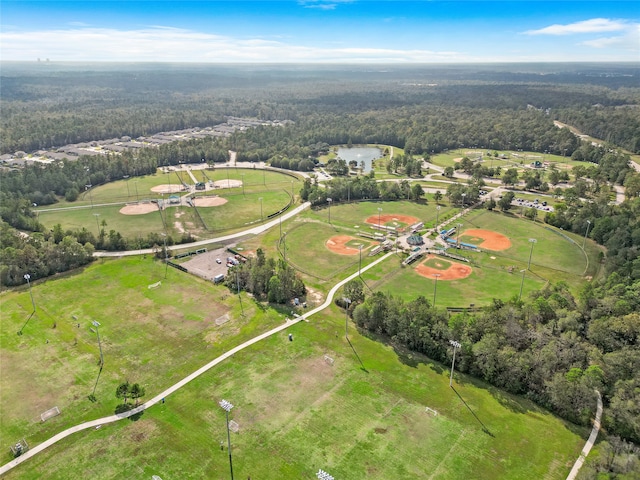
{"left": 151, "top": 184, "right": 186, "bottom": 194}
{"left": 365, "top": 214, "right": 419, "bottom": 228}
{"left": 326, "top": 235, "right": 366, "bottom": 255}
{"left": 193, "top": 197, "right": 228, "bottom": 207}
{"left": 213, "top": 179, "right": 243, "bottom": 188}
{"left": 462, "top": 229, "right": 511, "bottom": 251}
{"left": 119, "top": 203, "right": 159, "bottom": 215}
{"left": 415, "top": 254, "right": 472, "bottom": 281}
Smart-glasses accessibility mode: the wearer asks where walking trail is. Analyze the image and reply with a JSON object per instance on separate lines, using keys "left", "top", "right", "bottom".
{"left": 0, "top": 251, "right": 394, "bottom": 475}
{"left": 565, "top": 390, "right": 603, "bottom": 480}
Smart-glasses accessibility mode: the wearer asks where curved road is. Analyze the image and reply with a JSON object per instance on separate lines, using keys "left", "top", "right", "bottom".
{"left": 0, "top": 251, "right": 395, "bottom": 476}
{"left": 95, "top": 201, "right": 311, "bottom": 257}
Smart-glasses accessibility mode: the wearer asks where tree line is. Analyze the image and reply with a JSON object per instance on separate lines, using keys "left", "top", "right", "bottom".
{"left": 348, "top": 275, "right": 640, "bottom": 443}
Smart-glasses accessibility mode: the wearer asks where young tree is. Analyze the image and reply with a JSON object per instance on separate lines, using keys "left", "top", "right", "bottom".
{"left": 129, "top": 383, "right": 146, "bottom": 406}
{"left": 116, "top": 381, "right": 130, "bottom": 404}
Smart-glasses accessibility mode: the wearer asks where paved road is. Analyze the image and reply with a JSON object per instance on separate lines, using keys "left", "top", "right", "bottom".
{"left": 0, "top": 250, "right": 395, "bottom": 475}
{"left": 94, "top": 201, "right": 311, "bottom": 257}
{"left": 566, "top": 390, "right": 603, "bottom": 480}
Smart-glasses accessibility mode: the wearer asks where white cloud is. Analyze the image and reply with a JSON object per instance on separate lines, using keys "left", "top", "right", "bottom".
{"left": 0, "top": 26, "right": 464, "bottom": 63}
{"left": 298, "top": 0, "right": 353, "bottom": 10}
{"left": 525, "top": 18, "right": 629, "bottom": 35}
{"left": 581, "top": 24, "right": 640, "bottom": 50}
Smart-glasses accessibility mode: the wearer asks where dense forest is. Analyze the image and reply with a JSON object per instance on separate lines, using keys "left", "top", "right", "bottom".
{"left": 1, "top": 63, "right": 640, "bottom": 456}
{"left": 2, "top": 63, "right": 639, "bottom": 155}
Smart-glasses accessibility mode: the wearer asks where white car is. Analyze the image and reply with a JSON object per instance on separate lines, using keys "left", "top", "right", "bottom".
{"left": 216, "top": 258, "right": 222, "bottom": 264}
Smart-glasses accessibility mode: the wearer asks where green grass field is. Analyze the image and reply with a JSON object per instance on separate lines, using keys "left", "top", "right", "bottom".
{"left": 278, "top": 201, "right": 595, "bottom": 302}
{"left": 36, "top": 168, "right": 302, "bottom": 240}
{"left": 1, "top": 266, "right": 586, "bottom": 479}
{"left": 0, "top": 257, "right": 288, "bottom": 450}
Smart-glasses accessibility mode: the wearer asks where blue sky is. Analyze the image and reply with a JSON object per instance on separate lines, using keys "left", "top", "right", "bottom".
{"left": 1, "top": 1, "right": 638, "bottom": 62}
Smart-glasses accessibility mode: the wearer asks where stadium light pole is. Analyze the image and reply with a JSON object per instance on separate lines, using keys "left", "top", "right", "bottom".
{"left": 134, "top": 180, "right": 139, "bottom": 202}
{"left": 432, "top": 273, "right": 441, "bottom": 307}
{"left": 235, "top": 268, "right": 244, "bottom": 316}
{"left": 259, "top": 197, "right": 263, "bottom": 222}
{"left": 161, "top": 233, "right": 169, "bottom": 279}
{"left": 316, "top": 469, "right": 335, "bottom": 480}
{"left": 343, "top": 297, "right": 351, "bottom": 339}
{"left": 123, "top": 175, "right": 130, "bottom": 198}
{"left": 241, "top": 174, "right": 245, "bottom": 196}
{"left": 582, "top": 220, "right": 591, "bottom": 249}
{"left": 24, "top": 274, "right": 36, "bottom": 312}
{"left": 85, "top": 184, "right": 94, "bottom": 208}
{"left": 283, "top": 232, "right": 287, "bottom": 262}
{"left": 91, "top": 213, "right": 100, "bottom": 236}
{"left": 219, "top": 399, "right": 234, "bottom": 480}
{"left": 435, "top": 205, "right": 441, "bottom": 231}
{"left": 92, "top": 320, "right": 104, "bottom": 368}
{"left": 527, "top": 238, "right": 537, "bottom": 269}
{"left": 449, "top": 340, "right": 461, "bottom": 387}
{"left": 327, "top": 198, "right": 332, "bottom": 223}
{"left": 377, "top": 207, "right": 382, "bottom": 230}
{"left": 456, "top": 223, "right": 463, "bottom": 247}
{"left": 461, "top": 192, "right": 466, "bottom": 208}
{"left": 519, "top": 269, "right": 526, "bottom": 301}
{"left": 358, "top": 245, "right": 363, "bottom": 276}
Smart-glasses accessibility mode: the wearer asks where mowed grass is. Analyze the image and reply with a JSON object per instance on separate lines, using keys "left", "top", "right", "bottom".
{"left": 0, "top": 256, "right": 287, "bottom": 451}
{"left": 2, "top": 305, "right": 585, "bottom": 479}
{"left": 460, "top": 210, "right": 591, "bottom": 278}
{"left": 363, "top": 254, "right": 542, "bottom": 306}
{"left": 36, "top": 168, "right": 302, "bottom": 240}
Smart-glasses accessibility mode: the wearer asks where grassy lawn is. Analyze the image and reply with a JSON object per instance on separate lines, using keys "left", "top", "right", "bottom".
{"left": 1, "top": 299, "right": 585, "bottom": 479}
{"left": 0, "top": 257, "right": 287, "bottom": 451}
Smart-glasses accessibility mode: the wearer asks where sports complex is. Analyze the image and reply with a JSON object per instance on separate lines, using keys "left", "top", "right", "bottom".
{"left": 1, "top": 154, "right": 604, "bottom": 479}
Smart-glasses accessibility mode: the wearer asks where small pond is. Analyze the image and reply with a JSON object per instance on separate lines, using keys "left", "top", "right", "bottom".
{"left": 336, "top": 147, "right": 383, "bottom": 173}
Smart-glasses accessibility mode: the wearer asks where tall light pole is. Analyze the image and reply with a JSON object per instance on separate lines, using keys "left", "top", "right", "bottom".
{"left": 449, "top": 340, "right": 461, "bottom": 387}
{"left": 283, "top": 232, "right": 287, "bottom": 262}
{"left": 24, "top": 274, "right": 36, "bottom": 311}
{"left": 433, "top": 273, "right": 441, "bottom": 307}
{"left": 219, "top": 399, "right": 234, "bottom": 480}
{"left": 456, "top": 223, "right": 463, "bottom": 247}
{"left": 93, "top": 213, "right": 101, "bottom": 236}
{"left": 235, "top": 269, "right": 244, "bottom": 316}
{"left": 259, "top": 197, "right": 263, "bottom": 222}
{"left": 582, "top": 220, "right": 591, "bottom": 249}
{"left": 134, "top": 180, "right": 139, "bottom": 202}
{"left": 461, "top": 192, "right": 466, "bottom": 208}
{"left": 519, "top": 269, "right": 526, "bottom": 301}
{"left": 358, "top": 245, "right": 363, "bottom": 276}
{"left": 327, "top": 198, "right": 332, "bottom": 223}
{"left": 123, "top": 175, "right": 130, "bottom": 198}
{"left": 435, "top": 205, "right": 441, "bottom": 231}
{"left": 527, "top": 238, "right": 537, "bottom": 269}
{"left": 92, "top": 320, "right": 104, "bottom": 368}
{"left": 161, "top": 233, "right": 169, "bottom": 278}
{"left": 343, "top": 297, "right": 351, "bottom": 339}
{"left": 85, "top": 184, "right": 94, "bottom": 208}
{"left": 378, "top": 207, "right": 382, "bottom": 230}
{"left": 241, "top": 174, "right": 245, "bottom": 196}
